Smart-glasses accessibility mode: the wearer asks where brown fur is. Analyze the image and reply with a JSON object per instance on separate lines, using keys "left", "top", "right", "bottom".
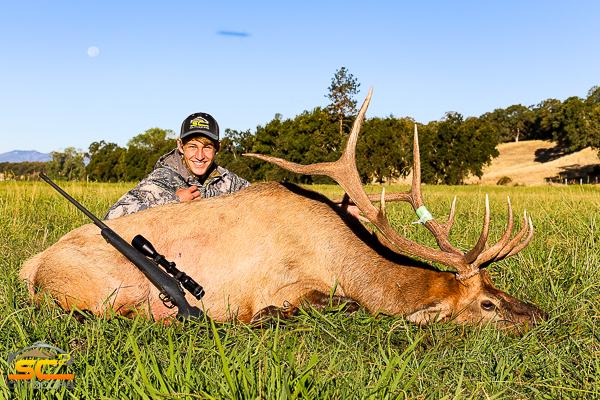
{"left": 20, "top": 182, "right": 545, "bottom": 326}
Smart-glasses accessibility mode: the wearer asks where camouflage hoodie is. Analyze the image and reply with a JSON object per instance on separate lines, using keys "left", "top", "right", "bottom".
{"left": 104, "top": 149, "right": 250, "bottom": 220}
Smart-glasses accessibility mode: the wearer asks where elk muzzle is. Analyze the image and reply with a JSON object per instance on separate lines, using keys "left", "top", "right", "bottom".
{"left": 494, "top": 291, "right": 548, "bottom": 329}
{"left": 461, "top": 270, "right": 548, "bottom": 331}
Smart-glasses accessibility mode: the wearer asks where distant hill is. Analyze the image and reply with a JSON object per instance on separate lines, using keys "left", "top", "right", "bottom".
{"left": 465, "top": 140, "right": 600, "bottom": 185}
{"left": 392, "top": 140, "right": 600, "bottom": 186}
{"left": 0, "top": 150, "right": 51, "bottom": 163}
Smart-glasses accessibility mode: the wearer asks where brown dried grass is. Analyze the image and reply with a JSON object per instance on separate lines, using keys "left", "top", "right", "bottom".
{"left": 466, "top": 140, "right": 600, "bottom": 185}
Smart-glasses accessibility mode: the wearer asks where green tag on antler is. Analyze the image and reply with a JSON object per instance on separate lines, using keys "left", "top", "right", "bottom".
{"left": 413, "top": 206, "right": 433, "bottom": 224}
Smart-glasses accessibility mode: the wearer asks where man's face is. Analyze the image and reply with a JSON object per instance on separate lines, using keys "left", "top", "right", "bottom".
{"left": 178, "top": 137, "right": 217, "bottom": 177}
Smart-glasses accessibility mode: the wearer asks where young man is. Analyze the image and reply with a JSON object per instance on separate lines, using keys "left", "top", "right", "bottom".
{"left": 105, "top": 112, "right": 250, "bottom": 220}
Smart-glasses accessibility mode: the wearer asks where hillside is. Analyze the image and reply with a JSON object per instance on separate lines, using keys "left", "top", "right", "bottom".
{"left": 465, "top": 140, "right": 600, "bottom": 185}
{"left": 0, "top": 150, "right": 51, "bottom": 163}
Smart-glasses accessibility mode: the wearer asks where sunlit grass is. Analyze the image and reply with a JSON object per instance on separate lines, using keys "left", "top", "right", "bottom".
{"left": 1, "top": 181, "right": 598, "bottom": 398}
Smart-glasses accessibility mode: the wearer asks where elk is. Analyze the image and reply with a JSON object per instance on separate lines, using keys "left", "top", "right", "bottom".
{"left": 20, "top": 90, "right": 546, "bottom": 328}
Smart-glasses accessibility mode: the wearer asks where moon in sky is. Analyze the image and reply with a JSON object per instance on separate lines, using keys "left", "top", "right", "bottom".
{"left": 87, "top": 46, "right": 100, "bottom": 58}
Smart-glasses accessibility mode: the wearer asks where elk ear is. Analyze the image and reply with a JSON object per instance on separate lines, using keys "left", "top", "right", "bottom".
{"left": 405, "top": 303, "right": 450, "bottom": 325}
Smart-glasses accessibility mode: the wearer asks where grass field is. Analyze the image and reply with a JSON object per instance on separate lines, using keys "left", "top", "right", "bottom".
{"left": 0, "top": 181, "right": 599, "bottom": 399}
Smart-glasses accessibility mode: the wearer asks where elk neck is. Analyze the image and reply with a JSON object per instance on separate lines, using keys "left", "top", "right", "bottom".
{"left": 335, "top": 243, "right": 461, "bottom": 317}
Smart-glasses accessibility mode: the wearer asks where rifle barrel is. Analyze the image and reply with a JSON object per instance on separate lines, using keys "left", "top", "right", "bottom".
{"left": 39, "top": 173, "right": 108, "bottom": 229}
{"left": 38, "top": 173, "right": 203, "bottom": 320}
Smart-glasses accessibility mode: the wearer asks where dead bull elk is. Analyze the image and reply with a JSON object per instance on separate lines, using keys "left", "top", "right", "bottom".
{"left": 20, "top": 90, "right": 546, "bottom": 327}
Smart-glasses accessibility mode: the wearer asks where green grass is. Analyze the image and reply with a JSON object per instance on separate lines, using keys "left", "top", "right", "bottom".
{"left": 1, "top": 181, "right": 599, "bottom": 399}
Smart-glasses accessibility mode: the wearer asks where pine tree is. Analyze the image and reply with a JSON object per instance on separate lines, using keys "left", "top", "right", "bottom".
{"left": 326, "top": 67, "right": 360, "bottom": 136}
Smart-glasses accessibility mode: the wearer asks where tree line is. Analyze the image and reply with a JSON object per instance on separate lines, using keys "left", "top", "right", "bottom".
{"left": 2, "top": 69, "right": 599, "bottom": 184}
{"left": 0, "top": 162, "right": 48, "bottom": 180}
{"left": 480, "top": 85, "right": 600, "bottom": 151}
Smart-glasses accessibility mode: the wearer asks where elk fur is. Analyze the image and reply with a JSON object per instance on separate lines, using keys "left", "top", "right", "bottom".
{"left": 22, "top": 182, "right": 476, "bottom": 324}
{"left": 21, "top": 98, "right": 548, "bottom": 328}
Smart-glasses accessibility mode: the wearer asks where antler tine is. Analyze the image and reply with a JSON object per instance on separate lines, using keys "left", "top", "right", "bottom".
{"left": 464, "top": 194, "right": 491, "bottom": 264}
{"left": 242, "top": 154, "right": 335, "bottom": 176}
{"left": 404, "top": 126, "right": 460, "bottom": 255}
{"left": 411, "top": 124, "right": 424, "bottom": 207}
{"left": 471, "top": 196, "right": 515, "bottom": 268}
{"left": 444, "top": 196, "right": 458, "bottom": 232}
{"left": 430, "top": 196, "right": 457, "bottom": 246}
{"left": 458, "top": 203, "right": 534, "bottom": 277}
{"left": 242, "top": 88, "right": 376, "bottom": 179}
{"left": 505, "top": 216, "right": 534, "bottom": 258}
{"left": 495, "top": 212, "right": 534, "bottom": 260}
{"left": 247, "top": 89, "right": 386, "bottom": 226}
{"left": 244, "top": 89, "right": 373, "bottom": 211}
{"left": 332, "top": 192, "right": 411, "bottom": 204}
{"left": 332, "top": 89, "right": 385, "bottom": 223}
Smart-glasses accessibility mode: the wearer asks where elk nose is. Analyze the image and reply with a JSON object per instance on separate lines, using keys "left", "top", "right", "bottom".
{"left": 500, "top": 303, "right": 547, "bottom": 335}
{"left": 531, "top": 306, "right": 549, "bottom": 324}
{"left": 516, "top": 302, "right": 548, "bottom": 326}
{"left": 502, "top": 297, "right": 547, "bottom": 327}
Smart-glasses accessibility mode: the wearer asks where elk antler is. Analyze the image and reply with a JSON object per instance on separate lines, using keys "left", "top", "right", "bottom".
{"left": 244, "top": 89, "right": 534, "bottom": 280}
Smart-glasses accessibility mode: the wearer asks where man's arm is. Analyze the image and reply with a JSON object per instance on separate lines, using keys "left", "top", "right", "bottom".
{"left": 226, "top": 171, "right": 250, "bottom": 192}
{"left": 104, "top": 168, "right": 184, "bottom": 220}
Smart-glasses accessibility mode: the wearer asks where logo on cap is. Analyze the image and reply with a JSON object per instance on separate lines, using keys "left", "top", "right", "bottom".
{"left": 190, "top": 116, "right": 210, "bottom": 130}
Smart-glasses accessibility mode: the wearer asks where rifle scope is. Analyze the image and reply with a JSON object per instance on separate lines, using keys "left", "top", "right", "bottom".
{"left": 132, "top": 235, "right": 205, "bottom": 300}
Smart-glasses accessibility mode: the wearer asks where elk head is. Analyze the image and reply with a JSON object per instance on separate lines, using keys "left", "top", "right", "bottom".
{"left": 246, "top": 89, "right": 547, "bottom": 328}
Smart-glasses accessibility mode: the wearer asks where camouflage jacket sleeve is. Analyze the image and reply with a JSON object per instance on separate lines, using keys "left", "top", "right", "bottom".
{"left": 225, "top": 170, "right": 251, "bottom": 192}
{"left": 201, "top": 167, "right": 251, "bottom": 198}
{"left": 104, "top": 168, "right": 185, "bottom": 220}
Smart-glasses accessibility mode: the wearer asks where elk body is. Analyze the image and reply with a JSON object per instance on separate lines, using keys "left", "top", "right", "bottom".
{"left": 20, "top": 91, "right": 546, "bottom": 328}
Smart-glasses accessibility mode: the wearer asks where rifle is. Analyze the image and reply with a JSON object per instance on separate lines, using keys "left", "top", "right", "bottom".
{"left": 39, "top": 173, "right": 205, "bottom": 320}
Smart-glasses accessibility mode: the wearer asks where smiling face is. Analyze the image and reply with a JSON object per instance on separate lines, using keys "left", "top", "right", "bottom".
{"left": 177, "top": 136, "right": 218, "bottom": 177}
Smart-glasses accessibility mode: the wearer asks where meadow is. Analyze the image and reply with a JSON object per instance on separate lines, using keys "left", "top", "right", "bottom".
{"left": 0, "top": 180, "right": 598, "bottom": 399}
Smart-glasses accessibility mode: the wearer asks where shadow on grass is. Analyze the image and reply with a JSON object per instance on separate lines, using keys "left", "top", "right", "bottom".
{"left": 534, "top": 144, "right": 571, "bottom": 163}
{"left": 545, "top": 164, "right": 600, "bottom": 184}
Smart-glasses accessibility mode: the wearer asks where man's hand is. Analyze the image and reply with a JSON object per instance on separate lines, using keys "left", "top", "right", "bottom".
{"left": 339, "top": 203, "right": 369, "bottom": 222}
{"left": 346, "top": 205, "right": 365, "bottom": 220}
{"left": 176, "top": 185, "right": 201, "bottom": 202}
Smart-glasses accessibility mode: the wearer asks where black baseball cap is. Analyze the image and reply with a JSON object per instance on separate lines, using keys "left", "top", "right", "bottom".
{"left": 180, "top": 112, "right": 219, "bottom": 142}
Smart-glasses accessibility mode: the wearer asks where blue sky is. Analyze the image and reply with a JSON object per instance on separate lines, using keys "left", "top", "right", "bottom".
{"left": 1, "top": 1, "right": 599, "bottom": 154}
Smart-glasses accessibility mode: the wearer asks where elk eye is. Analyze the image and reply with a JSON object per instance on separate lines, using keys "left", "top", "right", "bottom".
{"left": 481, "top": 300, "right": 496, "bottom": 311}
